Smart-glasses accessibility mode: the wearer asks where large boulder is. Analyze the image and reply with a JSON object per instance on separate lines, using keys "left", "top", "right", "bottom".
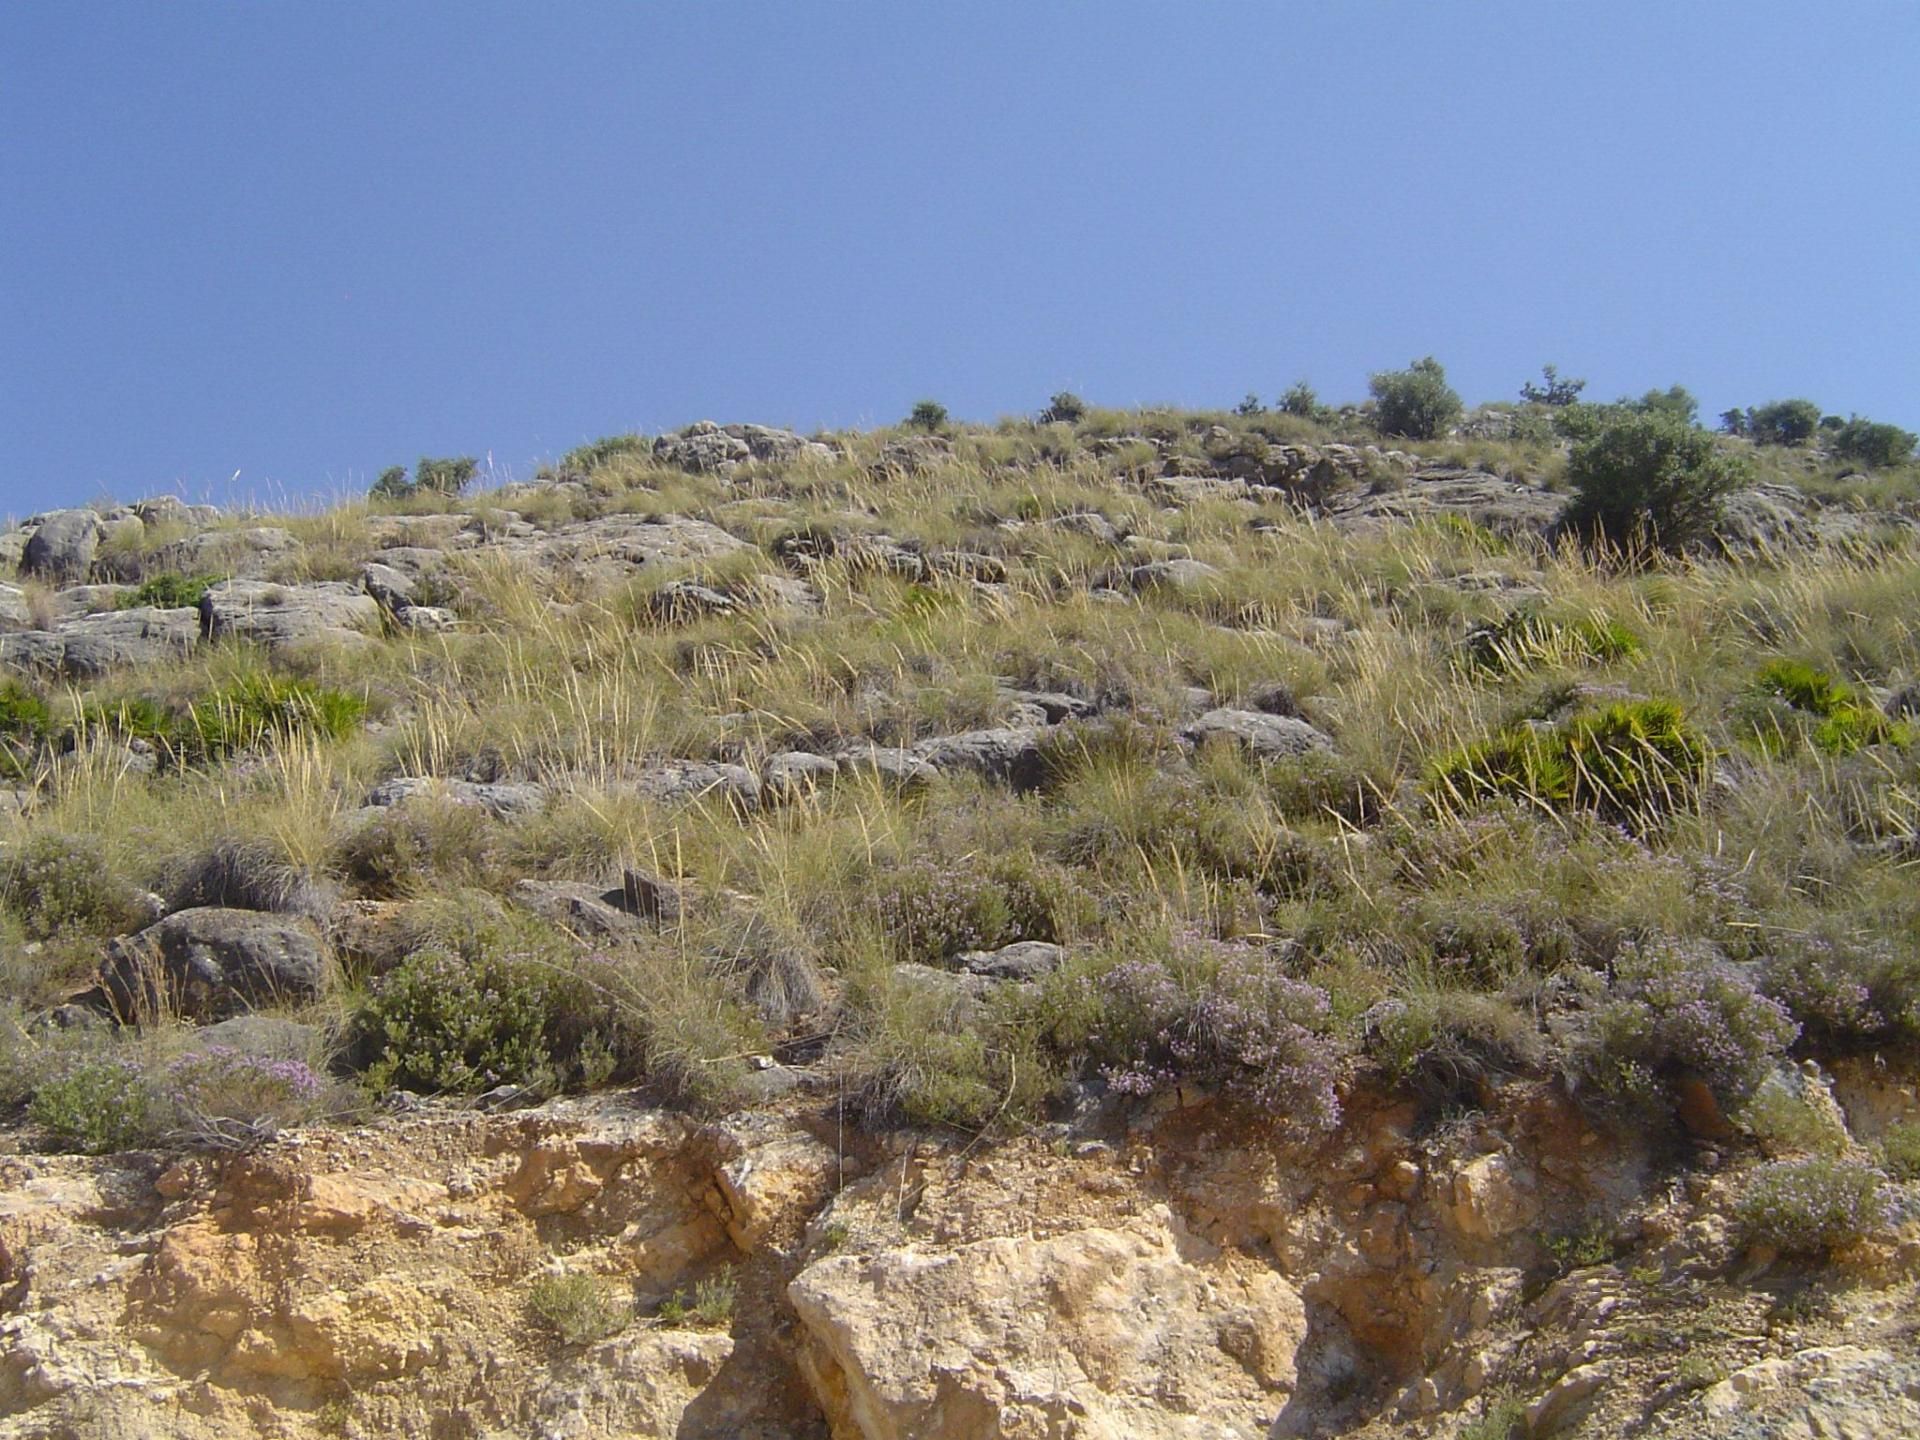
{"left": 788, "top": 1213, "right": 1308, "bottom": 1440}
{"left": 911, "top": 726, "right": 1050, "bottom": 792}
{"left": 201, "top": 579, "right": 382, "bottom": 651}
{"left": 0, "top": 583, "right": 31, "bottom": 630}
{"left": 1183, "top": 707, "right": 1333, "bottom": 760}
{"left": 103, "top": 907, "right": 328, "bottom": 1021}
{"left": 0, "top": 607, "right": 200, "bottom": 678}
{"left": 20, "top": 509, "right": 101, "bottom": 583}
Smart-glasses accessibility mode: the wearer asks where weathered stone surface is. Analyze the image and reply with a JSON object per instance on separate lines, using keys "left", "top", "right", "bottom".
{"left": 654, "top": 421, "right": 833, "bottom": 476}
{"left": 910, "top": 726, "right": 1050, "bottom": 791}
{"left": 834, "top": 743, "right": 935, "bottom": 790}
{"left": 0, "top": 607, "right": 199, "bottom": 677}
{"left": 0, "top": 583, "right": 32, "bottom": 629}
{"left": 20, "top": 509, "right": 101, "bottom": 582}
{"left": 1443, "top": 1152, "right": 1539, "bottom": 1242}
{"left": 519, "top": 1328, "right": 735, "bottom": 1440}
{"left": 648, "top": 578, "right": 737, "bottom": 621}
{"left": 201, "top": 579, "right": 381, "bottom": 651}
{"left": 632, "top": 759, "right": 760, "bottom": 811}
{"left": 104, "top": 907, "right": 327, "bottom": 1021}
{"left": 152, "top": 526, "right": 299, "bottom": 579}
{"left": 1525, "top": 1360, "right": 1609, "bottom": 1436}
{"left": 365, "top": 775, "right": 549, "bottom": 819}
{"left": 955, "top": 940, "right": 1065, "bottom": 981}
{"left": 1183, "top": 707, "right": 1332, "bottom": 760}
{"left": 1697, "top": 1344, "right": 1920, "bottom": 1438}
{"left": 789, "top": 1212, "right": 1308, "bottom": 1440}
{"left": 1127, "top": 557, "right": 1222, "bottom": 591}
{"left": 1327, "top": 469, "right": 1565, "bottom": 536}
{"left": 762, "top": 750, "right": 840, "bottom": 802}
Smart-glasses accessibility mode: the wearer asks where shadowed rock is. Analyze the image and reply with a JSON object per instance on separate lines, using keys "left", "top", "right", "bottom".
{"left": 104, "top": 907, "right": 327, "bottom": 1021}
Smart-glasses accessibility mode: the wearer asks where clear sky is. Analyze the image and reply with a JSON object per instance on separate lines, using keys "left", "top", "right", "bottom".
{"left": 4, "top": 2, "right": 1917, "bottom": 516}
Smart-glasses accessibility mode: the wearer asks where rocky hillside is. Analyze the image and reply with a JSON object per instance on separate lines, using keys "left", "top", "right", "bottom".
{"left": 2, "top": 405, "right": 1919, "bottom": 1437}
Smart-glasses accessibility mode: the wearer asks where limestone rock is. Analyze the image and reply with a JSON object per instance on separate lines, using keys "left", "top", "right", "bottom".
{"left": 104, "top": 906, "right": 327, "bottom": 1021}
{"left": 1183, "top": 707, "right": 1333, "bottom": 760}
{"left": 632, "top": 759, "right": 760, "bottom": 811}
{"left": 0, "top": 583, "right": 30, "bottom": 629}
{"left": 201, "top": 579, "right": 382, "bottom": 651}
{"left": 1127, "top": 557, "right": 1222, "bottom": 592}
{"left": 0, "top": 607, "right": 199, "bottom": 677}
{"left": 955, "top": 941, "right": 1065, "bottom": 981}
{"left": 910, "top": 726, "right": 1050, "bottom": 791}
{"left": 365, "top": 775, "right": 549, "bottom": 820}
{"left": 21, "top": 509, "right": 101, "bottom": 582}
{"left": 788, "top": 1212, "right": 1308, "bottom": 1440}
{"left": 1327, "top": 469, "right": 1565, "bottom": 537}
{"left": 762, "top": 750, "right": 840, "bottom": 802}
{"left": 519, "top": 1329, "right": 736, "bottom": 1440}
{"left": 1444, "top": 1153, "right": 1540, "bottom": 1242}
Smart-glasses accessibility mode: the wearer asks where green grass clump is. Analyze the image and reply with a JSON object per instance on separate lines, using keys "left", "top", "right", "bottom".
{"left": 655, "top": 1271, "right": 737, "bottom": 1329}
{"left": 1429, "top": 699, "right": 1708, "bottom": 828}
{"left": 1463, "top": 608, "right": 1642, "bottom": 675}
{"left": 188, "top": 673, "right": 366, "bottom": 757}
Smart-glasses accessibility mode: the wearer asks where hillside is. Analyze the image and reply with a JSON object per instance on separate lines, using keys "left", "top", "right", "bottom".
{"left": 2, "top": 399, "right": 1919, "bottom": 1438}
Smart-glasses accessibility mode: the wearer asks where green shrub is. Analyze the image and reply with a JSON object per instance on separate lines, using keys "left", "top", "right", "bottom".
{"left": 370, "top": 466, "right": 412, "bottom": 500}
{"left": 1, "top": 833, "right": 146, "bottom": 940}
{"left": 1561, "top": 412, "right": 1751, "bottom": 552}
{"left": 361, "top": 944, "right": 578, "bottom": 1095}
{"left": 1761, "top": 929, "right": 1920, "bottom": 1047}
{"left": 1734, "top": 1158, "right": 1885, "bottom": 1254}
{"left": 1519, "top": 365, "right": 1586, "bottom": 407}
{"left": 906, "top": 400, "right": 949, "bottom": 432}
{"left": 1746, "top": 399, "right": 1823, "bottom": 447}
{"left": 1629, "top": 384, "right": 1699, "bottom": 426}
{"left": 1368, "top": 357, "right": 1461, "bottom": 440}
{"left": 559, "top": 434, "right": 650, "bottom": 475}
{"left": 188, "top": 674, "right": 366, "bottom": 756}
{"left": 0, "top": 681, "right": 52, "bottom": 778}
{"left": 116, "top": 573, "right": 222, "bottom": 610}
{"left": 1830, "top": 417, "right": 1917, "bottom": 469}
{"left": 1233, "top": 392, "right": 1266, "bottom": 418}
{"left": 1041, "top": 392, "right": 1087, "bottom": 424}
{"left": 875, "top": 851, "right": 1084, "bottom": 965}
{"left": 1279, "top": 381, "right": 1319, "bottom": 418}
{"left": 414, "top": 456, "right": 478, "bottom": 495}
{"left": 656, "top": 1272, "right": 736, "bottom": 1329}
{"left": 30, "top": 1057, "right": 161, "bottom": 1154}
{"left": 528, "top": 1273, "right": 629, "bottom": 1344}
{"left": 1879, "top": 1121, "right": 1920, "bottom": 1181}
{"left": 1430, "top": 699, "right": 1709, "bottom": 828}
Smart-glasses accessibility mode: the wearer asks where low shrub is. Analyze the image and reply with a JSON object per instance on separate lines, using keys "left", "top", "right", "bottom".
{"left": 1760, "top": 929, "right": 1919, "bottom": 1047}
{"left": 528, "top": 1273, "right": 629, "bottom": 1344}
{"left": 1088, "top": 932, "right": 1343, "bottom": 1130}
{"left": 1734, "top": 1158, "right": 1885, "bottom": 1254}
{"left": 656, "top": 1271, "right": 736, "bottom": 1329}
{"left": 1743, "top": 660, "right": 1909, "bottom": 757}
{"left": 164, "top": 1045, "right": 336, "bottom": 1150}
{"left": 1366, "top": 988, "right": 1545, "bottom": 1104}
{"left": 1561, "top": 412, "right": 1750, "bottom": 552}
{"left": 1040, "top": 392, "right": 1087, "bottom": 424}
{"left": 1879, "top": 1121, "right": 1920, "bottom": 1181}
{"left": 116, "top": 572, "right": 222, "bottom": 610}
{"left": 0, "top": 680, "right": 51, "bottom": 777}
{"left": 875, "top": 851, "right": 1084, "bottom": 965}
{"left": 1429, "top": 699, "right": 1709, "bottom": 829}
{"left": 1830, "top": 417, "right": 1917, "bottom": 469}
{"left": 1745, "top": 399, "right": 1823, "bottom": 447}
{"left": 30, "top": 1056, "right": 161, "bottom": 1154}
{"left": 1, "top": 832, "right": 146, "bottom": 940}
{"left": 1564, "top": 937, "right": 1798, "bottom": 1116}
{"left": 906, "top": 400, "right": 948, "bottom": 432}
{"left": 1369, "top": 357, "right": 1461, "bottom": 441}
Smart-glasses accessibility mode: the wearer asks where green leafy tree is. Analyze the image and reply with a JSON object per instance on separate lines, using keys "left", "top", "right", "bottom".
{"left": 1040, "top": 391, "right": 1086, "bottom": 424}
{"left": 370, "top": 466, "right": 412, "bottom": 499}
{"left": 1520, "top": 364, "right": 1586, "bottom": 406}
{"left": 1831, "top": 416, "right": 1917, "bottom": 469}
{"left": 1279, "top": 381, "right": 1319, "bottom": 418}
{"left": 1368, "top": 357, "right": 1462, "bottom": 440}
{"left": 1233, "top": 392, "right": 1266, "bottom": 417}
{"left": 1562, "top": 412, "right": 1751, "bottom": 552}
{"left": 1747, "top": 399, "right": 1822, "bottom": 446}
{"left": 906, "top": 400, "right": 949, "bottom": 432}
{"left": 1631, "top": 385, "right": 1698, "bottom": 426}
{"left": 414, "top": 456, "right": 478, "bottom": 494}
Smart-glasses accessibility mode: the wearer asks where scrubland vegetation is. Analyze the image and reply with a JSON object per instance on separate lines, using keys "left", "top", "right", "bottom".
{"left": 3, "top": 373, "right": 1919, "bottom": 1260}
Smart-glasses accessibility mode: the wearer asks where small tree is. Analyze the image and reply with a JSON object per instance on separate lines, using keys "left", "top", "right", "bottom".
{"left": 1279, "top": 381, "right": 1319, "bottom": 418}
{"left": 1719, "top": 408, "right": 1750, "bottom": 437}
{"left": 370, "top": 466, "right": 412, "bottom": 500}
{"left": 1831, "top": 416, "right": 1918, "bottom": 469}
{"left": 1520, "top": 364, "right": 1586, "bottom": 407}
{"left": 1369, "top": 357, "right": 1462, "bottom": 440}
{"left": 1632, "top": 385, "right": 1699, "bottom": 427}
{"left": 1562, "top": 412, "right": 1751, "bottom": 553}
{"left": 1040, "top": 392, "right": 1086, "bottom": 424}
{"left": 1747, "top": 399, "right": 1822, "bottom": 446}
{"left": 414, "top": 456, "right": 478, "bottom": 495}
{"left": 1233, "top": 392, "right": 1266, "bottom": 417}
{"left": 906, "top": 400, "right": 948, "bottom": 432}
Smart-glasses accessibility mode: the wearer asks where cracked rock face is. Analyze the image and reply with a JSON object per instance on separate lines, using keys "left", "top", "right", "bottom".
{"left": 788, "top": 1209, "right": 1308, "bottom": 1440}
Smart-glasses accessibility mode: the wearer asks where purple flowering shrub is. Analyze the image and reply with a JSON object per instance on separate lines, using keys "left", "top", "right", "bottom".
{"left": 1734, "top": 1158, "right": 1886, "bottom": 1254}
{"left": 165, "top": 1045, "right": 332, "bottom": 1147}
{"left": 29, "top": 1056, "right": 159, "bottom": 1154}
{"left": 1761, "top": 928, "right": 1920, "bottom": 1047}
{"left": 876, "top": 852, "right": 1085, "bottom": 965}
{"left": 1089, "top": 931, "right": 1343, "bottom": 1130}
{"left": 1567, "top": 937, "right": 1798, "bottom": 1114}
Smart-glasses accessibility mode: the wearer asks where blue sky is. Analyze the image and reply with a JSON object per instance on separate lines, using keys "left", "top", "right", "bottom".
{"left": 4, "top": 2, "right": 1917, "bottom": 516}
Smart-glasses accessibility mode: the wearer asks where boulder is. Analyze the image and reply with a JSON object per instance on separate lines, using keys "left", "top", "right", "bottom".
{"left": 910, "top": 726, "right": 1050, "bottom": 791}
{"left": 788, "top": 1213, "right": 1308, "bottom": 1440}
{"left": 201, "top": 580, "right": 382, "bottom": 651}
{"left": 153, "top": 526, "right": 299, "bottom": 579}
{"left": 104, "top": 907, "right": 327, "bottom": 1021}
{"left": 520, "top": 1329, "right": 735, "bottom": 1440}
{"left": 1442, "top": 1152, "right": 1539, "bottom": 1242}
{"left": 1183, "top": 707, "right": 1332, "bottom": 760}
{"left": 955, "top": 941, "right": 1065, "bottom": 981}
{"left": 654, "top": 421, "right": 751, "bottom": 474}
{"left": 1327, "top": 469, "right": 1565, "bottom": 537}
{"left": 762, "top": 750, "right": 840, "bottom": 802}
{"left": 632, "top": 759, "right": 760, "bottom": 811}
{"left": 1127, "top": 558, "right": 1222, "bottom": 592}
{"left": 0, "top": 583, "right": 32, "bottom": 630}
{"left": 20, "top": 509, "right": 101, "bottom": 582}
{"left": 0, "top": 607, "right": 200, "bottom": 678}
{"left": 834, "top": 744, "right": 935, "bottom": 791}
{"left": 364, "top": 776, "right": 548, "bottom": 820}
